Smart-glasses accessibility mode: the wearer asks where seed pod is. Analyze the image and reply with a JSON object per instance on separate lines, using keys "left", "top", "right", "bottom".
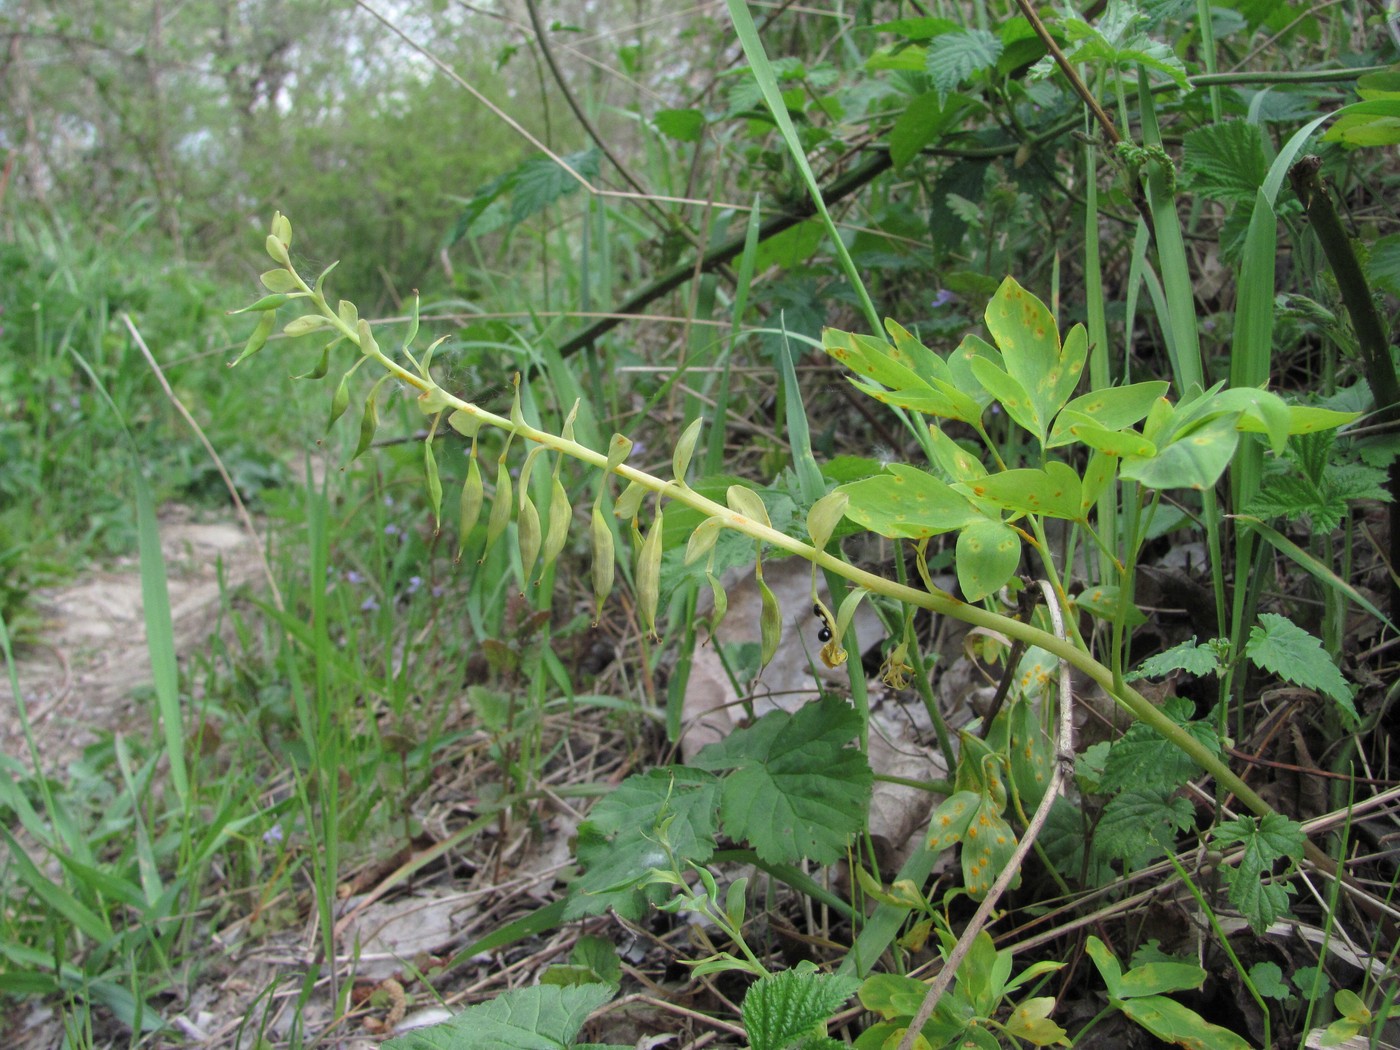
{"left": 518, "top": 446, "right": 545, "bottom": 496}
{"left": 261, "top": 269, "right": 299, "bottom": 293}
{"left": 672, "top": 417, "right": 703, "bottom": 486}
{"left": 758, "top": 573, "right": 782, "bottom": 668}
{"left": 231, "top": 292, "right": 293, "bottom": 315}
{"left": 231, "top": 309, "right": 278, "bottom": 366}
{"left": 538, "top": 477, "right": 572, "bottom": 578}
{"left": 265, "top": 233, "right": 291, "bottom": 267}
{"left": 424, "top": 439, "right": 443, "bottom": 532}
{"left": 338, "top": 299, "right": 359, "bottom": 328}
{"left": 292, "top": 344, "right": 331, "bottom": 380}
{"left": 614, "top": 480, "right": 647, "bottom": 522}
{"left": 456, "top": 449, "right": 484, "bottom": 562}
{"left": 284, "top": 314, "right": 330, "bottom": 338}
{"left": 706, "top": 569, "right": 728, "bottom": 636}
{"left": 484, "top": 460, "right": 513, "bottom": 556}
{"left": 806, "top": 490, "right": 849, "bottom": 551}
{"left": 517, "top": 490, "right": 541, "bottom": 586}
{"left": 328, "top": 372, "right": 351, "bottom": 431}
{"left": 590, "top": 504, "right": 615, "bottom": 621}
{"left": 726, "top": 485, "right": 771, "bottom": 529}
{"left": 353, "top": 377, "right": 388, "bottom": 460}
{"left": 637, "top": 509, "right": 664, "bottom": 638}
{"left": 448, "top": 408, "right": 483, "bottom": 440}
{"left": 685, "top": 517, "right": 723, "bottom": 565}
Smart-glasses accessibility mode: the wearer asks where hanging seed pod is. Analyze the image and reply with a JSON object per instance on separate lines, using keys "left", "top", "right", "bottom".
{"left": 232, "top": 309, "right": 278, "bottom": 366}
{"left": 456, "top": 447, "right": 484, "bottom": 562}
{"left": 685, "top": 517, "right": 724, "bottom": 565}
{"left": 327, "top": 372, "right": 352, "bottom": 431}
{"left": 284, "top": 314, "right": 330, "bottom": 338}
{"left": 353, "top": 377, "right": 388, "bottom": 460}
{"left": 538, "top": 477, "right": 572, "bottom": 579}
{"left": 672, "top": 417, "right": 704, "bottom": 486}
{"left": 590, "top": 503, "right": 615, "bottom": 622}
{"left": 260, "top": 269, "right": 299, "bottom": 293}
{"left": 705, "top": 569, "right": 729, "bottom": 637}
{"left": 806, "top": 490, "right": 849, "bottom": 551}
{"left": 758, "top": 573, "right": 782, "bottom": 668}
{"left": 517, "top": 490, "right": 541, "bottom": 585}
{"left": 424, "top": 439, "right": 443, "bottom": 532}
{"left": 637, "top": 508, "right": 664, "bottom": 638}
{"left": 293, "top": 344, "right": 331, "bottom": 381}
{"left": 231, "top": 292, "right": 293, "bottom": 315}
{"left": 484, "top": 460, "right": 513, "bottom": 556}
{"left": 448, "top": 408, "right": 483, "bottom": 440}
{"left": 726, "top": 485, "right": 771, "bottom": 529}
{"left": 614, "top": 480, "right": 647, "bottom": 522}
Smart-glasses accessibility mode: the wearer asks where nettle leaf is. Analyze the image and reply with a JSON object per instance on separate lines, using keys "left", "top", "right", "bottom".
{"left": 692, "top": 696, "right": 873, "bottom": 865}
{"left": 1183, "top": 121, "right": 1269, "bottom": 204}
{"left": 889, "top": 91, "right": 973, "bottom": 170}
{"left": 1246, "top": 613, "right": 1357, "bottom": 722}
{"left": 566, "top": 767, "right": 720, "bottom": 920}
{"left": 742, "top": 969, "right": 861, "bottom": 1050}
{"left": 511, "top": 148, "right": 601, "bottom": 224}
{"left": 1095, "top": 787, "right": 1193, "bottom": 863}
{"left": 956, "top": 518, "right": 1022, "bottom": 602}
{"left": 382, "top": 982, "right": 617, "bottom": 1050}
{"left": 1221, "top": 867, "right": 1296, "bottom": 934}
{"left": 654, "top": 107, "right": 705, "bottom": 142}
{"left": 839, "top": 464, "right": 981, "bottom": 539}
{"left": 1127, "top": 637, "right": 1223, "bottom": 680}
{"left": 1099, "top": 702, "right": 1220, "bottom": 795}
{"left": 925, "top": 28, "right": 1003, "bottom": 105}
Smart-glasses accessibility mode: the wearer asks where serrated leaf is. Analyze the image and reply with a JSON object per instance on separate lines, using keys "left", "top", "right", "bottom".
{"left": 889, "top": 91, "right": 971, "bottom": 169}
{"left": 566, "top": 767, "right": 720, "bottom": 920}
{"left": 925, "top": 28, "right": 1003, "bottom": 105}
{"left": 654, "top": 107, "right": 705, "bottom": 142}
{"left": 742, "top": 970, "right": 861, "bottom": 1050}
{"left": 956, "top": 518, "right": 1022, "bottom": 601}
{"left": 1127, "top": 638, "right": 1222, "bottom": 680}
{"left": 691, "top": 696, "right": 873, "bottom": 865}
{"left": 1095, "top": 788, "right": 1192, "bottom": 862}
{"left": 508, "top": 147, "right": 601, "bottom": 224}
{"left": 381, "top": 982, "right": 615, "bottom": 1050}
{"left": 1183, "top": 120, "right": 1269, "bottom": 203}
{"left": 1099, "top": 717, "right": 1219, "bottom": 795}
{"left": 1246, "top": 613, "right": 1356, "bottom": 720}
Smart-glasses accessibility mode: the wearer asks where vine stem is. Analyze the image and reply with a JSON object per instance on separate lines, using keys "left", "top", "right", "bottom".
{"left": 894, "top": 581, "right": 1075, "bottom": 1050}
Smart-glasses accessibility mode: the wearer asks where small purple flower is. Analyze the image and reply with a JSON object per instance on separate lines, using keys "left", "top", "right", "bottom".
{"left": 263, "top": 823, "right": 284, "bottom": 845}
{"left": 384, "top": 523, "right": 402, "bottom": 537}
{"left": 345, "top": 570, "right": 366, "bottom": 584}
{"left": 361, "top": 596, "right": 380, "bottom": 612}
{"left": 383, "top": 495, "right": 396, "bottom": 507}
{"left": 407, "top": 576, "right": 423, "bottom": 594}
{"left": 931, "top": 289, "right": 958, "bottom": 309}
{"left": 431, "top": 584, "right": 446, "bottom": 598}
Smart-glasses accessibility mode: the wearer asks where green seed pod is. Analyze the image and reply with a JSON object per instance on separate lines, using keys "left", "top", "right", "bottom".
{"left": 758, "top": 573, "right": 782, "bottom": 668}
{"left": 539, "top": 477, "right": 572, "bottom": 577}
{"left": 424, "top": 440, "right": 443, "bottom": 531}
{"left": 353, "top": 378, "right": 388, "bottom": 461}
{"left": 637, "top": 509, "right": 664, "bottom": 638}
{"left": 614, "top": 480, "right": 647, "bottom": 522}
{"left": 484, "top": 461, "right": 513, "bottom": 556}
{"left": 260, "top": 269, "right": 300, "bottom": 293}
{"left": 456, "top": 450, "right": 484, "bottom": 562}
{"left": 671, "top": 417, "right": 704, "bottom": 486}
{"left": 265, "top": 233, "right": 291, "bottom": 267}
{"left": 706, "top": 569, "right": 728, "bottom": 636}
{"left": 590, "top": 504, "right": 615, "bottom": 621}
{"left": 338, "top": 299, "right": 359, "bottom": 328}
{"left": 806, "top": 489, "right": 849, "bottom": 551}
{"left": 284, "top": 314, "right": 330, "bottom": 338}
{"left": 231, "top": 309, "right": 278, "bottom": 366}
{"left": 328, "top": 372, "right": 351, "bottom": 431}
{"left": 685, "top": 517, "right": 723, "bottom": 565}
{"left": 726, "top": 485, "right": 771, "bottom": 529}
{"left": 518, "top": 446, "right": 545, "bottom": 497}
{"left": 606, "top": 434, "right": 633, "bottom": 472}
{"left": 517, "top": 490, "right": 541, "bottom": 585}
{"left": 231, "top": 292, "right": 293, "bottom": 315}
{"left": 292, "top": 344, "right": 331, "bottom": 380}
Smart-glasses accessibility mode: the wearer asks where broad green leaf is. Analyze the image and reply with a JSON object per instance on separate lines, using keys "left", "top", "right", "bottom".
{"left": 654, "top": 107, "right": 705, "bottom": 142}
{"left": 1084, "top": 936, "right": 1124, "bottom": 999}
{"left": 1212, "top": 386, "right": 1291, "bottom": 454}
{"left": 1239, "top": 403, "right": 1358, "bottom": 436}
{"left": 509, "top": 148, "right": 601, "bottom": 224}
{"left": 961, "top": 795, "right": 1018, "bottom": 898}
{"left": 806, "top": 490, "right": 849, "bottom": 550}
{"left": 948, "top": 332, "right": 1004, "bottom": 403}
{"left": 888, "top": 91, "right": 972, "bottom": 169}
{"left": 742, "top": 970, "right": 861, "bottom": 1050}
{"left": 961, "top": 462, "right": 1083, "bottom": 520}
{"left": 382, "top": 982, "right": 617, "bottom": 1050}
{"left": 1056, "top": 381, "right": 1171, "bottom": 432}
{"left": 1009, "top": 699, "right": 1053, "bottom": 808}
{"left": 1246, "top": 613, "right": 1356, "bottom": 720}
{"left": 1006, "top": 997, "right": 1070, "bottom": 1047}
{"left": 1119, "top": 995, "right": 1252, "bottom": 1050}
{"left": 839, "top": 464, "right": 980, "bottom": 539}
{"left": 927, "top": 425, "right": 987, "bottom": 482}
{"left": 1121, "top": 414, "right": 1240, "bottom": 491}
{"left": 956, "top": 518, "right": 1021, "bottom": 601}
{"left": 970, "top": 356, "right": 1044, "bottom": 440}
{"left": 727, "top": 484, "right": 772, "bottom": 528}
{"left": 566, "top": 767, "right": 720, "bottom": 920}
{"left": 1117, "top": 960, "right": 1208, "bottom": 998}
{"left": 984, "top": 277, "right": 1085, "bottom": 428}
{"left": 1073, "top": 584, "right": 1147, "bottom": 627}
{"left": 1049, "top": 412, "right": 1157, "bottom": 457}
{"left": 693, "top": 696, "right": 873, "bottom": 865}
